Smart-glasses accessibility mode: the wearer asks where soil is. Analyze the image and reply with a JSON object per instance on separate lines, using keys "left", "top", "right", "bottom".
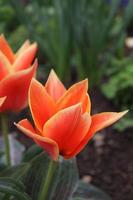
{"left": 77, "top": 88, "right": 133, "bottom": 200}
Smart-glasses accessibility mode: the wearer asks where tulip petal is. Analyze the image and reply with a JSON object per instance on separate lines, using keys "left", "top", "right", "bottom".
{"left": 43, "top": 104, "right": 82, "bottom": 151}
{"left": 66, "top": 110, "right": 128, "bottom": 158}
{"left": 89, "top": 111, "right": 129, "bottom": 138}
{"left": 29, "top": 78, "right": 56, "bottom": 133}
{"left": 82, "top": 94, "right": 91, "bottom": 113}
{"left": 0, "top": 51, "right": 12, "bottom": 80}
{"left": 0, "top": 34, "right": 15, "bottom": 63}
{"left": 13, "top": 43, "right": 37, "bottom": 71}
{"left": 57, "top": 79, "right": 88, "bottom": 111}
{"left": 15, "top": 119, "right": 59, "bottom": 160}
{"left": 0, "top": 97, "right": 6, "bottom": 107}
{"left": 0, "top": 60, "right": 37, "bottom": 112}
{"left": 16, "top": 40, "right": 30, "bottom": 57}
{"left": 63, "top": 112, "right": 91, "bottom": 156}
{"left": 45, "top": 69, "right": 66, "bottom": 101}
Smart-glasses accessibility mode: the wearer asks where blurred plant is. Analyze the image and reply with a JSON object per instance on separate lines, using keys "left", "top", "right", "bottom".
{"left": 8, "top": 0, "right": 133, "bottom": 86}
{"left": 0, "top": 0, "right": 15, "bottom": 33}
{"left": 9, "top": 0, "right": 75, "bottom": 81}
{"left": 102, "top": 56, "right": 132, "bottom": 131}
{"left": 73, "top": 0, "right": 133, "bottom": 86}
{"left": 0, "top": 0, "right": 29, "bottom": 50}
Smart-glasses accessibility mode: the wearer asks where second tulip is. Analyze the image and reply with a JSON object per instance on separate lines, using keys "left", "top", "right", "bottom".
{"left": 0, "top": 34, "right": 38, "bottom": 112}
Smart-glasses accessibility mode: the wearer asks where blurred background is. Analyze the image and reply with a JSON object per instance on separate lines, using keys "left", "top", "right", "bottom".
{"left": 0, "top": 0, "right": 133, "bottom": 199}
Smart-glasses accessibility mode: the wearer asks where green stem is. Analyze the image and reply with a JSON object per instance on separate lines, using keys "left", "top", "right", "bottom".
{"left": 1, "top": 113, "right": 11, "bottom": 166}
{"left": 39, "top": 159, "right": 57, "bottom": 200}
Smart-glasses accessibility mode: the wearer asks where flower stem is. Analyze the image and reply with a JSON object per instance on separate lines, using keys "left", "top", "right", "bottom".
{"left": 39, "top": 159, "right": 57, "bottom": 200}
{"left": 1, "top": 113, "right": 11, "bottom": 166}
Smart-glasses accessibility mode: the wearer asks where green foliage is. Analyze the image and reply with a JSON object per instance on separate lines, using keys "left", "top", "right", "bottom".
{"left": 0, "top": 0, "right": 133, "bottom": 85}
{"left": 73, "top": 0, "right": 133, "bottom": 85}
{"left": 0, "top": 177, "right": 31, "bottom": 200}
{"left": 7, "top": 0, "right": 133, "bottom": 85}
{"left": 102, "top": 57, "right": 133, "bottom": 131}
{"left": 0, "top": 0, "right": 28, "bottom": 51}
{"left": 0, "top": 145, "right": 112, "bottom": 200}
{"left": 0, "top": 151, "right": 6, "bottom": 171}
{"left": 71, "top": 181, "right": 111, "bottom": 200}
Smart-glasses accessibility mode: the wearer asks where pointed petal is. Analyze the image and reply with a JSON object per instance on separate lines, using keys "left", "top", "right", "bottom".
{"left": 63, "top": 113, "right": 91, "bottom": 157}
{"left": 29, "top": 78, "right": 56, "bottom": 133}
{"left": 0, "top": 97, "right": 6, "bottom": 107}
{"left": 0, "top": 51, "right": 12, "bottom": 80}
{"left": 13, "top": 43, "right": 37, "bottom": 71}
{"left": 57, "top": 79, "right": 88, "bottom": 111}
{"left": 0, "top": 60, "right": 37, "bottom": 112}
{"left": 89, "top": 110, "right": 128, "bottom": 136}
{"left": 16, "top": 40, "right": 30, "bottom": 57}
{"left": 45, "top": 69, "right": 66, "bottom": 101}
{"left": 0, "top": 34, "right": 15, "bottom": 63}
{"left": 16, "top": 119, "right": 36, "bottom": 133}
{"left": 15, "top": 119, "right": 59, "bottom": 160}
{"left": 43, "top": 104, "right": 82, "bottom": 151}
{"left": 66, "top": 110, "right": 128, "bottom": 158}
{"left": 82, "top": 94, "right": 91, "bottom": 113}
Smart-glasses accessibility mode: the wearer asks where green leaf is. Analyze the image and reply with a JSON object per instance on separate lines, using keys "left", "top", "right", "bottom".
{"left": 71, "top": 181, "right": 112, "bottom": 200}
{"left": 0, "top": 151, "right": 6, "bottom": 172}
{"left": 0, "top": 177, "right": 25, "bottom": 191}
{"left": 0, "top": 145, "right": 79, "bottom": 200}
{"left": 71, "top": 198, "right": 87, "bottom": 200}
{"left": 22, "top": 152, "right": 79, "bottom": 200}
{"left": 0, "top": 177, "right": 31, "bottom": 200}
{"left": 22, "top": 144, "right": 43, "bottom": 162}
{"left": 0, "top": 164, "right": 27, "bottom": 179}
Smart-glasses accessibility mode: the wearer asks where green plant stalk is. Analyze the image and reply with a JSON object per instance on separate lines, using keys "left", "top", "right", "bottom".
{"left": 39, "top": 159, "right": 57, "bottom": 200}
{"left": 1, "top": 113, "right": 11, "bottom": 166}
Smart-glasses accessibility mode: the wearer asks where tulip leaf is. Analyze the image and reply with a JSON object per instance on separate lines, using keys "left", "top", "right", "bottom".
{"left": 0, "top": 147, "right": 79, "bottom": 200}
{"left": 22, "top": 152, "right": 79, "bottom": 200}
{"left": 0, "top": 146, "right": 112, "bottom": 200}
{"left": 0, "top": 150, "right": 6, "bottom": 172}
{"left": 71, "top": 181, "right": 112, "bottom": 200}
{"left": 0, "top": 163, "right": 27, "bottom": 179}
{"left": 22, "top": 144, "right": 43, "bottom": 162}
{"left": 0, "top": 177, "right": 31, "bottom": 200}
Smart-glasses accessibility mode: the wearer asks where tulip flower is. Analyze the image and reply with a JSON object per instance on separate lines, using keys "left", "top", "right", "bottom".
{"left": 15, "top": 70, "right": 128, "bottom": 160}
{"left": 0, "top": 34, "right": 37, "bottom": 112}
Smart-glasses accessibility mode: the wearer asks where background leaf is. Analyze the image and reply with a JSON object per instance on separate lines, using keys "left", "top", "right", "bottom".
{"left": 71, "top": 181, "right": 112, "bottom": 200}
{"left": 0, "top": 177, "right": 31, "bottom": 200}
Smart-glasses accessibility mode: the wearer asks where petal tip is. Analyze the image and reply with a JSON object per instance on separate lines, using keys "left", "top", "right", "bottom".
{"left": 14, "top": 122, "right": 19, "bottom": 128}
{"left": 0, "top": 34, "right": 5, "bottom": 39}
{"left": 32, "top": 58, "right": 38, "bottom": 69}
{"left": 49, "top": 68, "right": 58, "bottom": 79}
{"left": 0, "top": 96, "right": 6, "bottom": 107}
{"left": 119, "top": 110, "right": 129, "bottom": 117}
{"left": 81, "top": 79, "right": 88, "bottom": 90}
{"left": 30, "top": 77, "right": 38, "bottom": 85}
{"left": 73, "top": 102, "right": 82, "bottom": 110}
{"left": 32, "top": 42, "right": 38, "bottom": 49}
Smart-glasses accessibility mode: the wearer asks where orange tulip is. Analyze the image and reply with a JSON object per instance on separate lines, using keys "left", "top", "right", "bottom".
{"left": 15, "top": 70, "right": 128, "bottom": 160}
{"left": 0, "top": 34, "right": 37, "bottom": 112}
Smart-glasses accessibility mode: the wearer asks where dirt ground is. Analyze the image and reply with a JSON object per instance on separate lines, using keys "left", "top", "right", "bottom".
{"left": 77, "top": 128, "right": 133, "bottom": 200}
{"left": 77, "top": 89, "right": 133, "bottom": 200}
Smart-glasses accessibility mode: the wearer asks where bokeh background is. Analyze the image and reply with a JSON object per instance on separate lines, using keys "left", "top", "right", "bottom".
{"left": 0, "top": 0, "right": 133, "bottom": 199}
